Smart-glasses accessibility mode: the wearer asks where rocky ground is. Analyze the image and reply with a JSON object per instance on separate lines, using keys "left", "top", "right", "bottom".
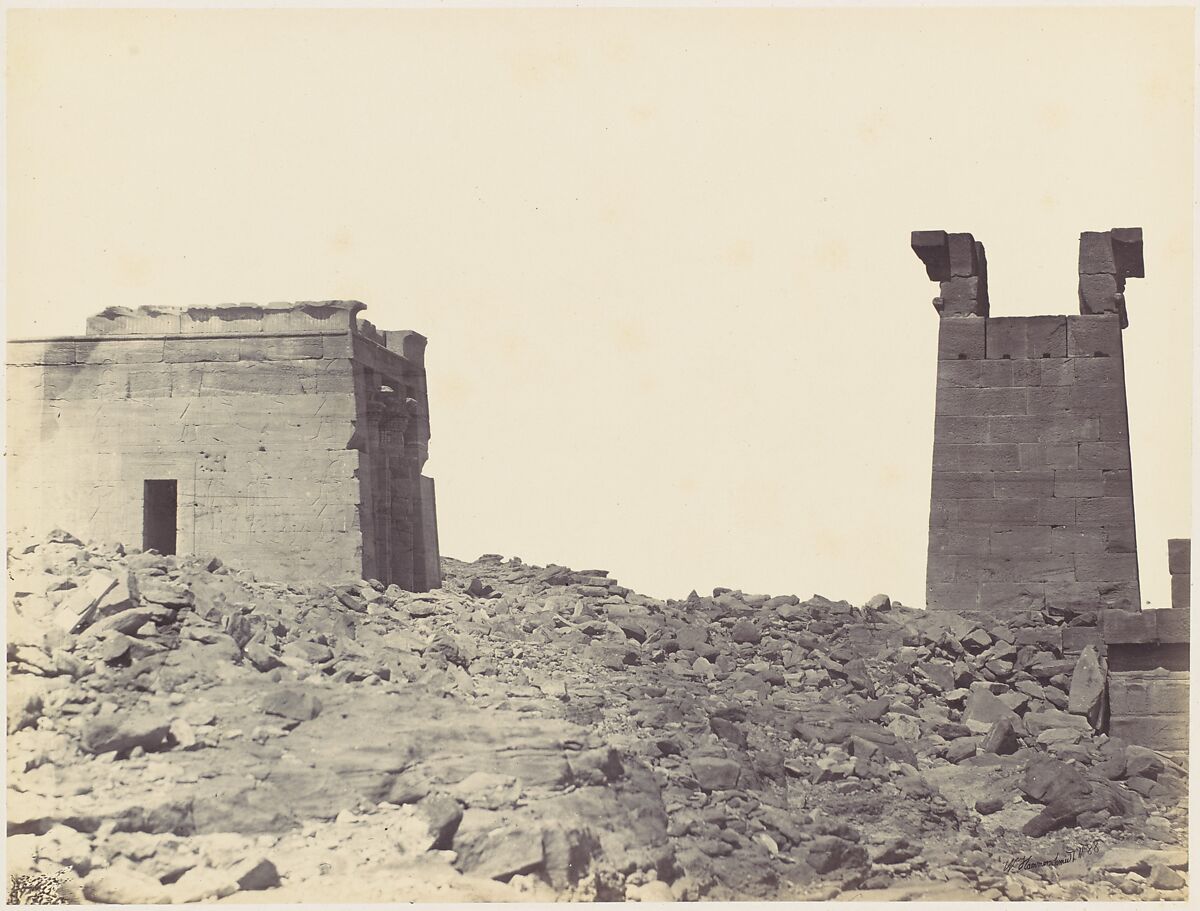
{"left": 6, "top": 529, "right": 1190, "bottom": 903}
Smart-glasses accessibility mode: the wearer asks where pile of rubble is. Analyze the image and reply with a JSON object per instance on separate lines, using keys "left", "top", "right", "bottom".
{"left": 7, "top": 531, "right": 1189, "bottom": 902}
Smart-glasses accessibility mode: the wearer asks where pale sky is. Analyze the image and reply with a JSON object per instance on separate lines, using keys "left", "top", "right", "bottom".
{"left": 6, "top": 7, "right": 1194, "bottom": 606}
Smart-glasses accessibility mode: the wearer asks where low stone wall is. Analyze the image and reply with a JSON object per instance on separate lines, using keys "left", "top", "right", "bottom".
{"left": 1099, "top": 607, "right": 1189, "bottom": 752}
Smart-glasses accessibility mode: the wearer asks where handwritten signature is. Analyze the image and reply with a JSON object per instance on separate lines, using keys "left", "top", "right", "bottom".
{"left": 1002, "top": 839, "right": 1104, "bottom": 874}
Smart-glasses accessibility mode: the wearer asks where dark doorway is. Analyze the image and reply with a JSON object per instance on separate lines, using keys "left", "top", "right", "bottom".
{"left": 143, "top": 480, "right": 178, "bottom": 555}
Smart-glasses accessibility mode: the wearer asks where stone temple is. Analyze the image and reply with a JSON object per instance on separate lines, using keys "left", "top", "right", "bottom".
{"left": 6, "top": 301, "right": 440, "bottom": 590}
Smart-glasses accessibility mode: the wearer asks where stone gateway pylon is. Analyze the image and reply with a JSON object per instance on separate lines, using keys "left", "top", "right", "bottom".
{"left": 913, "top": 229, "right": 1143, "bottom": 614}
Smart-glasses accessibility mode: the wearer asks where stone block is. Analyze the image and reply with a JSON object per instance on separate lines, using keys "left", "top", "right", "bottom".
{"left": 1102, "top": 470, "right": 1132, "bottom": 496}
{"left": 1108, "top": 716, "right": 1187, "bottom": 753}
{"left": 1155, "top": 607, "right": 1190, "bottom": 643}
{"left": 953, "top": 443, "right": 1020, "bottom": 471}
{"left": 979, "top": 582, "right": 1046, "bottom": 612}
{"left": 1069, "top": 384, "right": 1126, "bottom": 415}
{"left": 912, "top": 230, "right": 951, "bottom": 279}
{"left": 935, "top": 415, "right": 988, "bottom": 444}
{"left": 1067, "top": 315, "right": 1122, "bottom": 358}
{"left": 1075, "top": 497, "right": 1134, "bottom": 525}
{"left": 929, "top": 527, "right": 990, "bottom": 556}
{"left": 1062, "top": 626, "right": 1103, "bottom": 654}
{"left": 937, "top": 318, "right": 986, "bottom": 360}
{"left": 194, "top": 365, "right": 305, "bottom": 396}
{"left": 1050, "top": 526, "right": 1106, "bottom": 554}
{"left": 985, "top": 317, "right": 1028, "bottom": 359}
{"left": 1053, "top": 469, "right": 1104, "bottom": 498}
{"left": 1045, "top": 582, "right": 1099, "bottom": 615}
{"left": 323, "top": 334, "right": 354, "bottom": 358}
{"left": 1073, "top": 357, "right": 1123, "bottom": 386}
{"left": 1026, "top": 387, "right": 1072, "bottom": 415}
{"left": 1171, "top": 574, "right": 1190, "bottom": 610}
{"left": 164, "top": 339, "right": 241, "bottom": 364}
{"left": 43, "top": 365, "right": 126, "bottom": 400}
{"left": 1075, "top": 441, "right": 1128, "bottom": 470}
{"left": 1011, "top": 359, "right": 1039, "bottom": 386}
{"left": 947, "top": 232, "right": 978, "bottom": 276}
{"left": 987, "top": 415, "right": 1042, "bottom": 443}
{"left": 926, "top": 583, "right": 980, "bottom": 611}
{"left": 177, "top": 304, "right": 266, "bottom": 335}
{"left": 1075, "top": 553, "right": 1138, "bottom": 583}
{"left": 931, "top": 472, "right": 994, "bottom": 499}
{"left": 1097, "top": 415, "right": 1129, "bottom": 442}
{"left": 931, "top": 446, "right": 961, "bottom": 471}
{"left": 926, "top": 553, "right": 959, "bottom": 581}
{"left": 316, "top": 370, "right": 357, "bottom": 394}
{"left": 1025, "top": 316, "right": 1068, "bottom": 358}
{"left": 240, "top": 336, "right": 325, "bottom": 361}
{"left": 1079, "top": 231, "right": 1116, "bottom": 274}
{"left": 929, "top": 500, "right": 955, "bottom": 527}
{"left": 76, "top": 339, "right": 165, "bottom": 365}
{"left": 127, "top": 369, "right": 174, "bottom": 399}
{"left": 1018, "top": 443, "right": 1078, "bottom": 470}
{"left": 1043, "top": 497, "right": 1079, "bottom": 527}
{"left": 258, "top": 300, "right": 365, "bottom": 334}
{"left": 993, "top": 470, "right": 1054, "bottom": 499}
{"left": 990, "top": 525, "right": 1052, "bottom": 555}
{"left": 1098, "top": 581, "right": 1140, "bottom": 611}
{"left": 956, "top": 498, "right": 1039, "bottom": 525}
{"left": 87, "top": 306, "right": 184, "bottom": 335}
{"left": 6, "top": 340, "right": 76, "bottom": 366}
{"left": 936, "top": 279, "right": 988, "bottom": 316}
{"left": 1013, "top": 358, "right": 1073, "bottom": 387}
{"left": 956, "top": 554, "right": 1075, "bottom": 583}
{"left": 1108, "top": 673, "right": 1189, "bottom": 716}
{"left": 1103, "top": 524, "right": 1136, "bottom": 553}
{"left": 980, "top": 360, "right": 1014, "bottom": 386}
{"left": 1040, "top": 414, "right": 1100, "bottom": 444}
{"left": 1099, "top": 610, "right": 1155, "bottom": 644}
{"left": 1110, "top": 227, "right": 1145, "bottom": 277}
{"left": 1078, "top": 273, "right": 1123, "bottom": 316}
{"left": 936, "top": 387, "right": 1026, "bottom": 417}
{"left": 1039, "top": 358, "right": 1075, "bottom": 386}
{"left": 937, "top": 361, "right": 982, "bottom": 388}
{"left": 1167, "top": 539, "right": 1190, "bottom": 575}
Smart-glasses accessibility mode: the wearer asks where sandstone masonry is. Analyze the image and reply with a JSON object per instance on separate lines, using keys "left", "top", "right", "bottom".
{"left": 1098, "top": 539, "right": 1191, "bottom": 752}
{"left": 913, "top": 229, "right": 1143, "bottom": 614}
{"left": 6, "top": 301, "right": 440, "bottom": 589}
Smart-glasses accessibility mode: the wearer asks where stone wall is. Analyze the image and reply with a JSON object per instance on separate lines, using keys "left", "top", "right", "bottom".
{"left": 1099, "top": 603, "right": 1189, "bottom": 753}
{"left": 914, "top": 229, "right": 1143, "bottom": 615}
{"left": 6, "top": 301, "right": 439, "bottom": 588}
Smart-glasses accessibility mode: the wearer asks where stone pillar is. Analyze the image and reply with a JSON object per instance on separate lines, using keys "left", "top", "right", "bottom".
{"left": 1168, "top": 538, "right": 1191, "bottom": 609}
{"left": 378, "top": 391, "right": 413, "bottom": 589}
{"left": 916, "top": 228, "right": 1144, "bottom": 615}
{"left": 418, "top": 475, "right": 442, "bottom": 590}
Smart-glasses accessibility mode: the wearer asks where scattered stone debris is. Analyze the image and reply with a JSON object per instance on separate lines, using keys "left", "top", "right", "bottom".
{"left": 6, "top": 531, "right": 1188, "bottom": 902}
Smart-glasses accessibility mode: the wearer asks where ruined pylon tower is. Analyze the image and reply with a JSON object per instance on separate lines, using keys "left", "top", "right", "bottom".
{"left": 913, "top": 229, "right": 1143, "bottom": 614}
{"left": 6, "top": 301, "right": 441, "bottom": 590}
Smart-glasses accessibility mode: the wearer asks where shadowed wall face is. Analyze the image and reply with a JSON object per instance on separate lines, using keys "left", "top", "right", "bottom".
{"left": 915, "top": 230, "right": 1142, "bottom": 614}
{"left": 6, "top": 301, "right": 440, "bottom": 589}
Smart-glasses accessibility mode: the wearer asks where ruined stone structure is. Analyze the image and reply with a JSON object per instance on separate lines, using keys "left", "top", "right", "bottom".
{"left": 914, "top": 229, "right": 1143, "bottom": 614}
{"left": 1099, "top": 539, "right": 1191, "bottom": 752}
{"left": 6, "top": 301, "right": 441, "bottom": 589}
{"left": 1100, "top": 612, "right": 1189, "bottom": 752}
